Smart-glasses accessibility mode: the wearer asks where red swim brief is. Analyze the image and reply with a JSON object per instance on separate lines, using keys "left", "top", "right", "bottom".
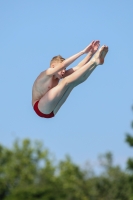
{"left": 33, "top": 101, "right": 54, "bottom": 118}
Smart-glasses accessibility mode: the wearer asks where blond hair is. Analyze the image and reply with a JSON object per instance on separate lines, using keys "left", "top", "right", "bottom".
{"left": 50, "top": 55, "right": 65, "bottom": 66}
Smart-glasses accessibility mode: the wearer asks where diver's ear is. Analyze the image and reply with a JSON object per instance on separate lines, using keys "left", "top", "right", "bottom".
{"left": 51, "top": 63, "right": 55, "bottom": 68}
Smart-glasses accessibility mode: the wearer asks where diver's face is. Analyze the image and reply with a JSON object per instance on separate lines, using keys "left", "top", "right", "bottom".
{"left": 57, "top": 68, "right": 66, "bottom": 79}
{"left": 51, "top": 62, "right": 66, "bottom": 79}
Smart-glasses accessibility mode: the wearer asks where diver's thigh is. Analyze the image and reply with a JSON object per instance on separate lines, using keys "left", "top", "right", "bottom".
{"left": 38, "top": 80, "right": 69, "bottom": 114}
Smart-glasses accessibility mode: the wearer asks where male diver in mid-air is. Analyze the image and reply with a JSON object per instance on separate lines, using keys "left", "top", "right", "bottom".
{"left": 32, "top": 40, "right": 108, "bottom": 118}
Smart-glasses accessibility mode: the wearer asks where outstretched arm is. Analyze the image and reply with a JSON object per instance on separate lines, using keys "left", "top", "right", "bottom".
{"left": 46, "top": 42, "right": 95, "bottom": 76}
{"left": 77, "top": 41, "right": 100, "bottom": 67}
{"left": 63, "top": 41, "right": 100, "bottom": 77}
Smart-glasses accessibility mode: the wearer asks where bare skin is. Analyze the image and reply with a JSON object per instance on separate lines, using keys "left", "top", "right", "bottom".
{"left": 32, "top": 41, "right": 108, "bottom": 116}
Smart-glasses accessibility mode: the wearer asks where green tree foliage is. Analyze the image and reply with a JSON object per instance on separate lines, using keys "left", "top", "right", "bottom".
{"left": 0, "top": 139, "right": 55, "bottom": 199}
{"left": 95, "top": 152, "right": 131, "bottom": 200}
{"left": 125, "top": 105, "right": 133, "bottom": 198}
{"left": 126, "top": 117, "right": 133, "bottom": 172}
{"left": 0, "top": 139, "right": 132, "bottom": 200}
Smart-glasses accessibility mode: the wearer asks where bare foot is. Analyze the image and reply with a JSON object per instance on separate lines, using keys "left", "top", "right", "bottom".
{"left": 93, "top": 45, "right": 108, "bottom": 65}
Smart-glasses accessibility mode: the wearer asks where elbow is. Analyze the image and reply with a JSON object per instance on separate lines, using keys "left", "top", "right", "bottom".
{"left": 45, "top": 68, "right": 53, "bottom": 76}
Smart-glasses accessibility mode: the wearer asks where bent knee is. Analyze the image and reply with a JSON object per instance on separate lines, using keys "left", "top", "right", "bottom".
{"left": 61, "top": 77, "right": 70, "bottom": 86}
{"left": 62, "top": 76, "right": 86, "bottom": 87}
{"left": 63, "top": 76, "right": 77, "bottom": 86}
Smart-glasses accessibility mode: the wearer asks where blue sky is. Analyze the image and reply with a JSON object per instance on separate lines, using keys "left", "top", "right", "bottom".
{"left": 0, "top": 0, "right": 133, "bottom": 172}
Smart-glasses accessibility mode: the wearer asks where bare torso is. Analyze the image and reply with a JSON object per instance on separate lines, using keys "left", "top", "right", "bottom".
{"left": 32, "top": 71, "right": 59, "bottom": 106}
